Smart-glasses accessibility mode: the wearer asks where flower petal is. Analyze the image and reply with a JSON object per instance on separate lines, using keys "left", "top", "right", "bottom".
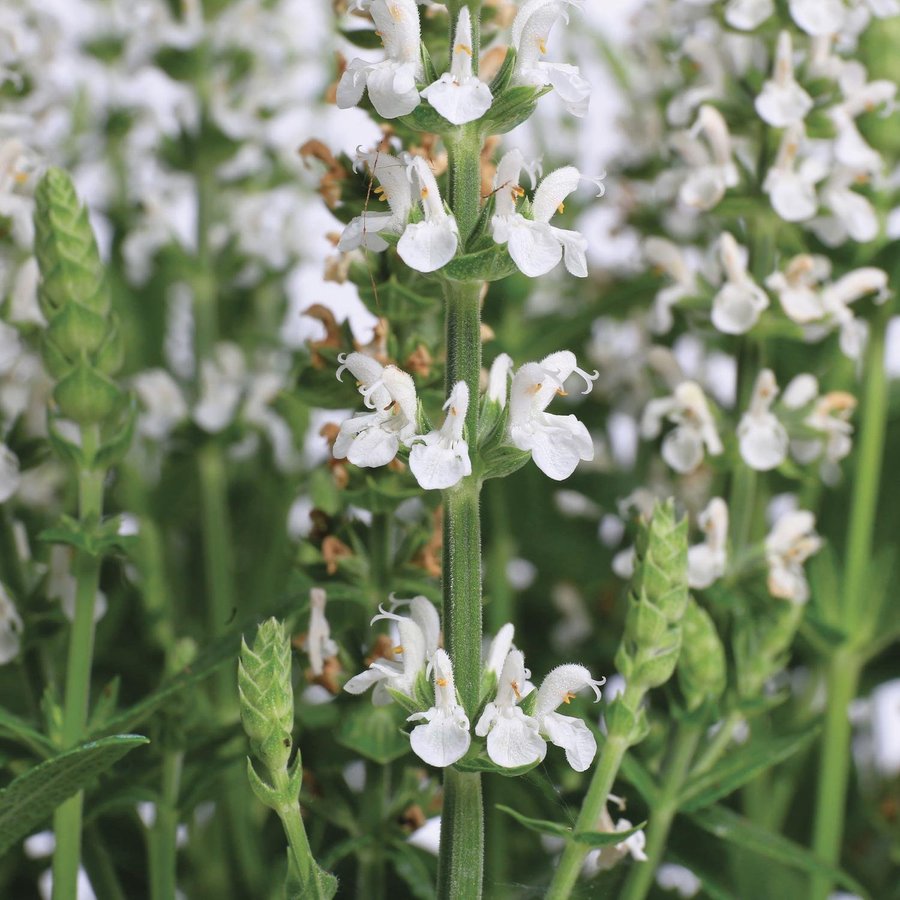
{"left": 486, "top": 710, "right": 547, "bottom": 768}
{"left": 410, "top": 709, "right": 472, "bottom": 767}
{"left": 505, "top": 218, "right": 563, "bottom": 277}
{"left": 397, "top": 219, "right": 459, "bottom": 273}
{"left": 541, "top": 711, "right": 597, "bottom": 772}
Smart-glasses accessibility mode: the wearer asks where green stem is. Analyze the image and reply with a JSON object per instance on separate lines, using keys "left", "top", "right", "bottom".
{"left": 150, "top": 751, "right": 184, "bottom": 900}
{"left": 546, "top": 734, "right": 630, "bottom": 900}
{"left": 52, "top": 426, "right": 105, "bottom": 900}
{"left": 810, "top": 306, "right": 889, "bottom": 898}
{"left": 357, "top": 763, "right": 389, "bottom": 900}
{"left": 272, "top": 768, "right": 323, "bottom": 897}
{"left": 437, "top": 769, "right": 484, "bottom": 900}
{"left": 692, "top": 710, "right": 741, "bottom": 775}
{"left": 619, "top": 723, "right": 703, "bottom": 900}
{"left": 446, "top": 127, "right": 483, "bottom": 245}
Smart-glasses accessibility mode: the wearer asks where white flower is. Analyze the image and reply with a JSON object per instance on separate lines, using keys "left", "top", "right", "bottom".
{"left": 343, "top": 599, "right": 438, "bottom": 704}
{"left": 491, "top": 151, "right": 598, "bottom": 278}
{"left": 688, "top": 498, "right": 729, "bottom": 590}
{"left": 765, "top": 510, "right": 822, "bottom": 603}
{"left": 837, "top": 64, "right": 896, "bottom": 119}
{"left": 725, "top": 0, "right": 774, "bottom": 30}
{"left": 420, "top": 8, "right": 492, "bottom": 125}
{"left": 339, "top": 150, "right": 413, "bottom": 253}
{"left": 678, "top": 106, "right": 739, "bottom": 211}
{"left": 333, "top": 353, "right": 418, "bottom": 468}
{"left": 656, "top": 863, "right": 702, "bottom": 898}
{"left": 484, "top": 622, "right": 516, "bottom": 677}
{"left": 511, "top": 0, "right": 591, "bottom": 117}
{"left": 582, "top": 803, "right": 647, "bottom": 875}
{"left": 831, "top": 108, "right": 883, "bottom": 176}
{"left": 304, "top": 588, "right": 338, "bottom": 677}
{"left": 336, "top": 0, "right": 423, "bottom": 118}
{"left": 408, "top": 649, "right": 471, "bottom": 767}
{"left": 784, "top": 378, "right": 856, "bottom": 468}
{"left": 821, "top": 267, "right": 890, "bottom": 359}
{"left": 0, "top": 581, "right": 23, "bottom": 665}
{"left": 475, "top": 649, "right": 546, "bottom": 768}
{"left": 397, "top": 157, "right": 459, "bottom": 273}
{"left": 789, "top": 0, "right": 847, "bottom": 35}
{"left": 533, "top": 664, "right": 605, "bottom": 771}
{"left": 765, "top": 254, "right": 832, "bottom": 323}
{"left": 407, "top": 816, "right": 442, "bottom": 855}
{"left": 812, "top": 170, "right": 879, "bottom": 246}
{"left": 409, "top": 381, "right": 471, "bottom": 490}
{"left": 643, "top": 237, "right": 697, "bottom": 334}
{"left": 133, "top": 369, "right": 188, "bottom": 441}
{"left": 0, "top": 443, "right": 21, "bottom": 503}
{"left": 641, "top": 382, "right": 723, "bottom": 474}
{"left": 763, "top": 126, "right": 826, "bottom": 223}
{"left": 755, "top": 32, "right": 813, "bottom": 128}
{"left": 487, "top": 353, "right": 513, "bottom": 407}
{"left": 508, "top": 351, "right": 598, "bottom": 480}
{"left": 738, "top": 369, "right": 789, "bottom": 471}
{"left": 711, "top": 233, "right": 770, "bottom": 334}
{"left": 193, "top": 343, "right": 245, "bottom": 433}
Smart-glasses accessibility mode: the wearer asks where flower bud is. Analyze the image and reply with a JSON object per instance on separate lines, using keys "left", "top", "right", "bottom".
{"left": 677, "top": 599, "right": 727, "bottom": 711}
{"left": 631, "top": 500, "right": 690, "bottom": 623}
{"left": 33, "top": 168, "right": 125, "bottom": 426}
{"left": 238, "top": 618, "right": 295, "bottom": 772}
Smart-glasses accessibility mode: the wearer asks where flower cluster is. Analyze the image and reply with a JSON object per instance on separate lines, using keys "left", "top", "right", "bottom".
{"left": 342, "top": 595, "right": 604, "bottom": 770}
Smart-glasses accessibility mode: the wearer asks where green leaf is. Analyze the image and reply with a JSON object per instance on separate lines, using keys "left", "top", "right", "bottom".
{"left": 617, "top": 751, "right": 659, "bottom": 806}
{"left": 495, "top": 804, "right": 572, "bottom": 838}
{"left": 573, "top": 821, "right": 647, "bottom": 847}
{"left": 680, "top": 727, "right": 818, "bottom": 813}
{"left": 0, "top": 734, "right": 149, "bottom": 856}
{"left": 479, "top": 445, "right": 531, "bottom": 481}
{"left": 688, "top": 805, "right": 869, "bottom": 897}
{"left": 480, "top": 85, "right": 550, "bottom": 136}
{"left": 339, "top": 27, "right": 383, "bottom": 49}
{"left": 0, "top": 709, "right": 56, "bottom": 758}
{"left": 389, "top": 840, "right": 436, "bottom": 900}
{"left": 454, "top": 752, "right": 542, "bottom": 778}
{"left": 443, "top": 245, "right": 518, "bottom": 283}
{"left": 336, "top": 704, "right": 411, "bottom": 764}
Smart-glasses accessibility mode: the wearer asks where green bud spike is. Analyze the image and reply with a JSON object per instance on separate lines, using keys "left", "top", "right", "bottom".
{"left": 53, "top": 363, "right": 123, "bottom": 425}
{"left": 677, "top": 598, "right": 727, "bottom": 711}
{"left": 631, "top": 499, "right": 690, "bottom": 624}
{"left": 238, "top": 619, "right": 296, "bottom": 773}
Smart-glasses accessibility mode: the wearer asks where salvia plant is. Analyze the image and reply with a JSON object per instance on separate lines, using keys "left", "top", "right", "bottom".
{"left": 0, "top": 0, "right": 899, "bottom": 899}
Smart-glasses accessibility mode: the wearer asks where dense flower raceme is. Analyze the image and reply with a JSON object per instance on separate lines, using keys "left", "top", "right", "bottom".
{"left": 333, "top": 349, "right": 598, "bottom": 485}
{"left": 343, "top": 599, "right": 604, "bottom": 770}
{"left": 337, "top": 0, "right": 592, "bottom": 121}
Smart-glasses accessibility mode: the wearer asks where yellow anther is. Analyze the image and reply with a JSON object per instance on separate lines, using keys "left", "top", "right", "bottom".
{"left": 14, "top": 172, "right": 28, "bottom": 185}
{"left": 392, "top": 645, "right": 404, "bottom": 655}
{"left": 562, "top": 691, "right": 577, "bottom": 705}
{"left": 421, "top": 186, "right": 430, "bottom": 199}
{"left": 557, "top": 201, "right": 565, "bottom": 214}
{"left": 538, "top": 38, "right": 547, "bottom": 55}
{"left": 511, "top": 680, "right": 522, "bottom": 700}
{"left": 455, "top": 43, "right": 473, "bottom": 57}
{"left": 526, "top": 382, "right": 543, "bottom": 395}
{"left": 436, "top": 677, "right": 449, "bottom": 687}
{"left": 556, "top": 388, "right": 568, "bottom": 397}
{"left": 450, "top": 406, "right": 458, "bottom": 416}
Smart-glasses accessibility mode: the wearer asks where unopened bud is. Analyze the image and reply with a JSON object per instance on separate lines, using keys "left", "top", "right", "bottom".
{"left": 677, "top": 598, "right": 726, "bottom": 711}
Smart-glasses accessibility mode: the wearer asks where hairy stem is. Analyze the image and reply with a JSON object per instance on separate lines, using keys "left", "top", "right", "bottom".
{"left": 150, "top": 751, "right": 184, "bottom": 900}
{"left": 52, "top": 425, "right": 105, "bottom": 900}
{"left": 437, "top": 768, "right": 484, "bottom": 900}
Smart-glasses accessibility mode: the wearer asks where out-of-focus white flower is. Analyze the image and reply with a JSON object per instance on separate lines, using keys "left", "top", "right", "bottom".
{"left": 420, "top": 8, "right": 492, "bottom": 125}
{"left": 783, "top": 377, "right": 856, "bottom": 469}
{"left": 837, "top": 63, "right": 897, "bottom": 119}
{"left": 0, "top": 444, "right": 21, "bottom": 503}
{"left": 870, "top": 679, "right": 900, "bottom": 777}
{"left": 303, "top": 588, "right": 338, "bottom": 677}
{"left": 765, "top": 254, "right": 832, "bottom": 323}
{"left": 821, "top": 267, "right": 890, "bottom": 359}
{"left": 0, "top": 581, "right": 23, "bottom": 664}
{"left": 738, "top": 369, "right": 788, "bottom": 471}
{"left": 407, "top": 816, "right": 441, "bottom": 855}
{"left": 339, "top": 150, "right": 413, "bottom": 252}
{"left": 491, "top": 151, "right": 599, "bottom": 278}
{"left": 487, "top": 353, "right": 513, "bottom": 407}
{"left": 512, "top": 0, "right": 591, "bottom": 117}
{"left": 409, "top": 381, "right": 471, "bottom": 490}
{"left": 508, "top": 351, "right": 598, "bottom": 480}
{"left": 656, "top": 863, "right": 702, "bottom": 898}
{"left": 193, "top": 343, "right": 245, "bottom": 433}
{"left": 8, "top": 258, "right": 44, "bottom": 327}
{"left": 582, "top": 802, "right": 647, "bottom": 875}
{"left": 712, "top": 233, "right": 770, "bottom": 334}
{"left": 333, "top": 353, "right": 418, "bottom": 468}
{"left": 812, "top": 169, "right": 879, "bottom": 246}
{"left": 789, "top": 0, "right": 847, "bottom": 36}
{"left": 641, "top": 381, "right": 723, "bottom": 474}
{"left": 644, "top": 237, "right": 697, "bottom": 334}
{"left": 47, "top": 545, "right": 108, "bottom": 625}
{"left": 756, "top": 32, "right": 813, "bottom": 127}
{"left": 765, "top": 509, "right": 822, "bottom": 603}
{"left": 397, "top": 157, "right": 459, "bottom": 273}
{"left": 0, "top": 139, "right": 38, "bottom": 248}
{"left": 831, "top": 108, "right": 883, "bottom": 176}
{"left": 763, "top": 126, "right": 826, "bottom": 223}
{"left": 688, "top": 498, "right": 728, "bottom": 590}
{"left": 678, "top": 106, "right": 739, "bottom": 211}
{"left": 337, "top": 0, "right": 423, "bottom": 118}
{"left": 725, "top": 0, "right": 774, "bottom": 30}
{"left": 408, "top": 648, "right": 471, "bottom": 767}
{"left": 133, "top": 369, "right": 188, "bottom": 441}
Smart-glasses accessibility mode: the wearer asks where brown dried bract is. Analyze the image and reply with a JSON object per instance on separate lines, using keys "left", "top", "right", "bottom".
{"left": 412, "top": 506, "right": 443, "bottom": 578}
{"left": 322, "top": 535, "right": 353, "bottom": 575}
{"left": 366, "top": 633, "right": 397, "bottom": 665}
{"left": 400, "top": 804, "right": 427, "bottom": 832}
{"left": 405, "top": 344, "right": 433, "bottom": 377}
{"left": 355, "top": 316, "right": 390, "bottom": 364}
{"left": 480, "top": 135, "right": 501, "bottom": 198}
{"left": 309, "top": 655, "right": 343, "bottom": 694}
{"left": 304, "top": 304, "right": 343, "bottom": 368}
{"left": 407, "top": 133, "right": 448, "bottom": 176}
{"left": 299, "top": 139, "right": 347, "bottom": 209}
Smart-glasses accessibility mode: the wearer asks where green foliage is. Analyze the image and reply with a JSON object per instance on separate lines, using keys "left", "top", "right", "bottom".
{"left": 0, "top": 735, "right": 149, "bottom": 857}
